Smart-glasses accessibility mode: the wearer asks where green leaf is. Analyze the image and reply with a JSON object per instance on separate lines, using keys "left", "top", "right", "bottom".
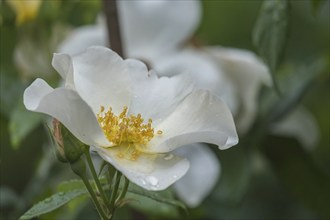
{"left": 212, "top": 145, "right": 252, "bottom": 204}
{"left": 19, "top": 189, "right": 87, "bottom": 220}
{"left": 9, "top": 101, "right": 42, "bottom": 148}
{"left": 262, "top": 136, "right": 330, "bottom": 218}
{"left": 57, "top": 179, "right": 87, "bottom": 192}
{"left": 253, "top": 0, "right": 290, "bottom": 90}
{"left": 126, "top": 183, "right": 187, "bottom": 218}
{"left": 57, "top": 178, "right": 107, "bottom": 193}
{"left": 0, "top": 70, "right": 25, "bottom": 117}
{"left": 268, "top": 57, "right": 328, "bottom": 123}
{"left": 55, "top": 180, "right": 92, "bottom": 220}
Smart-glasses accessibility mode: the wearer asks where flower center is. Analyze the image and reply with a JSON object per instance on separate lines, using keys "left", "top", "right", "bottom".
{"left": 97, "top": 106, "right": 162, "bottom": 160}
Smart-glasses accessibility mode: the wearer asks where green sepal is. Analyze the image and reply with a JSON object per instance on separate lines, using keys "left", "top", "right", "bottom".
{"left": 60, "top": 124, "right": 87, "bottom": 163}
{"left": 70, "top": 158, "right": 87, "bottom": 179}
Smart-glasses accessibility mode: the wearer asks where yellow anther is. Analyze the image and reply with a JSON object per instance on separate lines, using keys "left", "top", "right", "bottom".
{"left": 98, "top": 106, "right": 162, "bottom": 161}
{"left": 157, "top": 130, "right": 163, "bottom": 135}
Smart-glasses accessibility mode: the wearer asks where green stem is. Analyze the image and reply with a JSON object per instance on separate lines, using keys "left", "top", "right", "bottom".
{"left": 116, "top": 176, "right": 129, "bottom": 203}
{"left": 81, "top": 175, "right": 109, "bottom": 220}
{"left": 109, "top": 171, "right": 122, "bottom": 213}
{"left": 98, "top": 160, "right": 109, "bottom": 176}
{"left": 70, "top": 159, "right": 108, "bottom": 220}
{"left": 84, "top": 148, "right": 109, "bottom": 206}
{"left": 107, "top": 164, "right": 116, "bottom": 189}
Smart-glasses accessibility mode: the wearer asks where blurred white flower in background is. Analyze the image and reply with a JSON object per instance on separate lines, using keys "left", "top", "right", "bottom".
{"left": 270, "top": 107, "right": 319, "bottom": 150}
{"left": 56, "top": 0, "right": 319, "bottom": 207}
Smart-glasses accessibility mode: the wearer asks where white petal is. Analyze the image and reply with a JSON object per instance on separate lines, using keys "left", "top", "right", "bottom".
{"left": 57, "top": 24, "right": 108, "bottom": 56}
{"left": 147, "top": 90, "right": 238, "bottom": 153}
{"left": 118, "top": 0, "right": 201, "bottom": 60}
{"left": 72, "top": 46, "right": 148, "bottom": 115}
{"left": 207, "top": 47, "right": 271, "bottom": 133}
{"left": 128, "top": 71, "right": 194, "bottom": 126}
{"left": 23, "top": 78, "right": 109, "bottom": 146}
{"left": 154, "top": 48, "right": 239, "bottom": 115}
{"left": 270, "top": 107, "right": 319, "bottom": 150}
{"left": 173, "top": 143, "right": 220, "bottom": 207}
{"left": 51, "top": 53, "right": 74, "bottom": 88}
{"left": 94, "top": 146, "right": 189, "bottom": 191}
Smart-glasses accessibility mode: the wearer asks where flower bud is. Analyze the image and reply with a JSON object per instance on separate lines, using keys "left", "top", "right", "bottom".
{"left": 52, "top": 119, "right": 86, "bottom": 163}
{"left": 52, "top": 119, "right": 68, "bottom": 163}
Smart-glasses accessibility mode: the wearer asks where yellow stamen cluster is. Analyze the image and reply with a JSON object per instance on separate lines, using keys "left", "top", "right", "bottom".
{"left": 98, "top": 106, "right": 162, "bottom": 160}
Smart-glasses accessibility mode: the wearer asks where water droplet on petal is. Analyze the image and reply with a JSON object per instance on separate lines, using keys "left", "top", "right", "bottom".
{"left": 173, "top": 175, "right": 178, "bottom": 179}
{"left": 59, "top": 192, "right": 64, "bottom": 196}
{"left": 163, "top": 153, "right": 174, "bottom": 160}
{"left": 146, "top": 176, "right": 158, "bottom": 186}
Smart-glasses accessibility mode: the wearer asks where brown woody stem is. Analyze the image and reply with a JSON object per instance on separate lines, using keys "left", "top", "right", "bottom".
{"left": 103, "top": 0, "right": 124, "bottom": 57}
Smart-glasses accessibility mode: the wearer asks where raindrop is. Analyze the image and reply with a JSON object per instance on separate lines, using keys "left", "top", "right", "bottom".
{"left": 163, "top": 153, "right": 174, "bottom": 160}
{"left": 146, "top": 176, "right": 158, "bottom": 186}
{"left": 58, "top": 192, "right": 64, "bottom": 196}
{"left": 173, "top": 175, "right": 178, "bottom": 179}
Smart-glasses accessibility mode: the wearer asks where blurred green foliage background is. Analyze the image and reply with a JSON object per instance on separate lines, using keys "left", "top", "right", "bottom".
{"left": 1, "top": 0, "right": 329, "bottom": 219}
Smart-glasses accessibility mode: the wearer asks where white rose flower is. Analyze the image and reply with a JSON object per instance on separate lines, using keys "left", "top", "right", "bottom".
{"left": 24, "top": 46, "right": 238, "bottom": 191}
